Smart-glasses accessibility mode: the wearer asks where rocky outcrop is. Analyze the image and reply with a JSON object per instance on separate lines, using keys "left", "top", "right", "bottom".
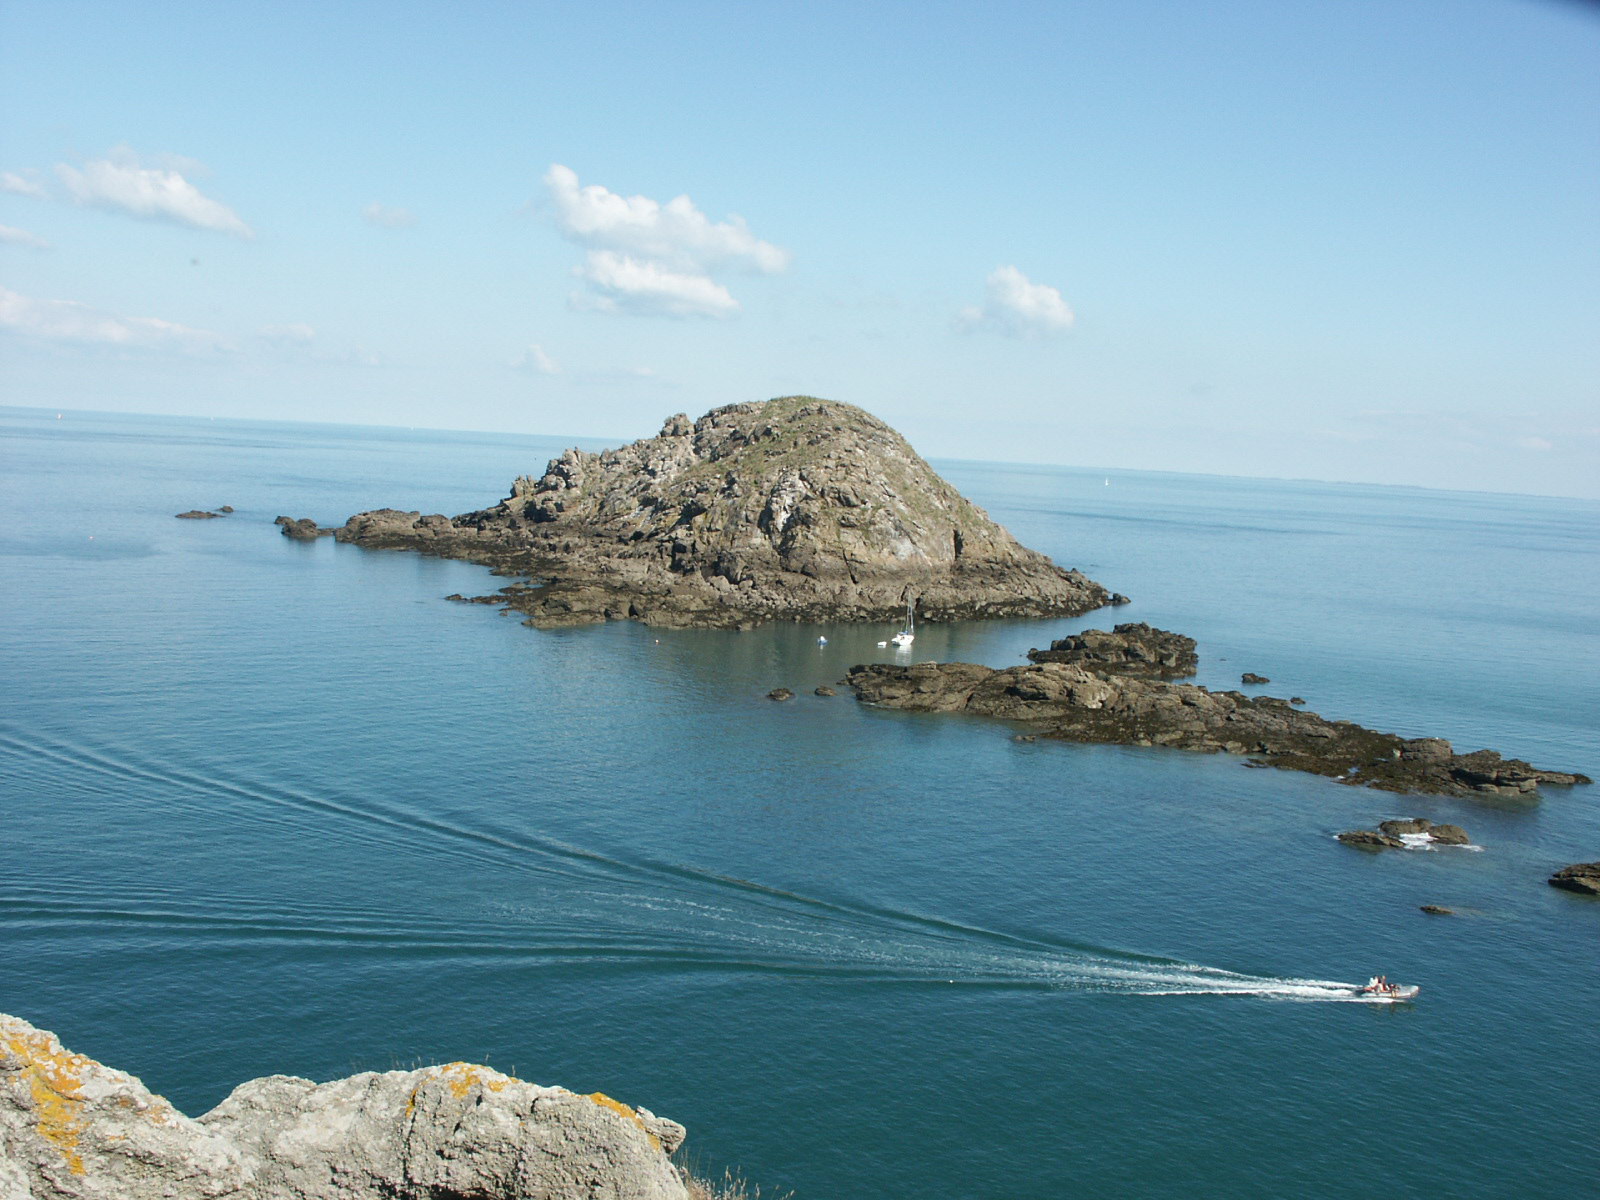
{"left": 1241, "top": 672, "right": 1269, "bottom": 685}
{"left": 1420, "top": 905, "right": 1455, "bottom": 915}
{"left": 766, "top": 688, "right": 794, "bottom": 702}
{"left": 332, "top": 397, "right": 1115, "bottom": 629}
{"left": 843, "top": 652, "right": 1591, "bottom": 799}
{"left": 1548, "top": 862, "right": 1600, "bottom": 896}
{"left": 1, "top": 1012, "right": 689, "bottom": 1200}
{"left": 176, "top": 510, "right": 222, "bottom": 520}
{"left": 1026, "top": 622, "right": 1196, "bottom": 678}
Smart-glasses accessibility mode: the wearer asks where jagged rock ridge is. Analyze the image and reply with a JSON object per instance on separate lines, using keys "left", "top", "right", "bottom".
{"left": 1, "top": 1011, "right": 688, "bottom": 1200}
{"left": 335, "top": 396, "right": 1118, "bottom": 627}
{"left": 844, "top": 629, "right": 1591, "bottom": 799}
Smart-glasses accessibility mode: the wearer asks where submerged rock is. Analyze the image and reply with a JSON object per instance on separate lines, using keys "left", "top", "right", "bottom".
{"left": 1548, "top": 862, "right": 1600, "bottom": 896}
{"left": 1420, "top": 905, "right": 1455, "bottom": 915}
{"left": 333, "top": 397, "right": 1116, "bottom": 629}
{"left": 0, "top": 1011, "right": 689, "bottom": 1200}
{"left": 175, "top": 509, "right": 221, "bottom": 520}
{"left": 1026, "top": 622, "right": 1197, "bottom": 678}
{"left": 767, "top": 688, "right": 794, "bottom": 701}
{"left": 843, "top": 654, "right": 1590, "bottom": 800}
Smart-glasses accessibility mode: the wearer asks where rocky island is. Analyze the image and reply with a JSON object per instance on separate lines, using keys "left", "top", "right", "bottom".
{"left": 845, "top": 624, "right": 1590, "bottom": 799}
{"left": 1, "top": 1011, "right": 691, "bottom": 1200}
{"left": 328, "top": 396, "right": 1119, "bottom": 628}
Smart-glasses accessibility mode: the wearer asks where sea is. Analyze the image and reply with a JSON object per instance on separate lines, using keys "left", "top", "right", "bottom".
{"left": 3, "top": 405, "right": 1597, "bottom": 1198}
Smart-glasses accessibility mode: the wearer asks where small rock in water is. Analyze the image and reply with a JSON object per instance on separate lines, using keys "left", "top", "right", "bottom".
{"left": 767, "top": 688, "right": 794, "bottom": 702}
{"left": 175, "top": 509, "right": 220, "bottom": 519}
{"left": 1337, "top": 829, "right": 1405, "bottom": 850}
{"left": 1241, "top": 672, "right": 1270, "bottom": 685}
{"left": 218, "top": 505, "right": 234, "bottom": 513}
{"left": 1420, "top": 905, "right": 1455, "bottom": 915}
{"left": 814, "top": 686, "right": 836, "bottom": 697}
{"left": 1548, "top": 862, "right": 1600, "bottom": 896}
{"left": 1290, "top": 696, "right": 1306, "bottom": 705}
{"left": 1011, "top": 733, "right": 1037, "bottom": 743}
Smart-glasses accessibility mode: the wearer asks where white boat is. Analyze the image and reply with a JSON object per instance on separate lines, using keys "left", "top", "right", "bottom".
{"left": 889, "top": 599, "right": 915, "bottom": 647}
{"left": 1357, "top": 976, "right": 1419, "bottom": 1001}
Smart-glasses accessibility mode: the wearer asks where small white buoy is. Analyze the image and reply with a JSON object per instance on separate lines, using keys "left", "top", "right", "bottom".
{"left": 876, "top": 641, "right": 887, "bottom": 648}
{"left": 817, "top": 636, "right": 827, "bottom": 645}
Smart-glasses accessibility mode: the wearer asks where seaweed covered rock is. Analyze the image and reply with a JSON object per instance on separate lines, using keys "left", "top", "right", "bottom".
{"left": 1548, "top": 862, "right": 1600, "bottom": 896}
{"left": 335, "top": 397, "right": 1115, "bottom": 628}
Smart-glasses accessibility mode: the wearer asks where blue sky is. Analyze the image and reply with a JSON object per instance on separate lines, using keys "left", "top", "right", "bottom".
{"left": 2, "top": 0, "right": 1597, "bottom": 496}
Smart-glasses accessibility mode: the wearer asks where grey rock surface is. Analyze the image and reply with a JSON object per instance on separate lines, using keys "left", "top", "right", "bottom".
{"left": 1026, "top": 622, "right": 1197, "bottom": 678}
{"left": 1, "top": 1013, "right": 689, "bottom": 1200}
{"left": 273, "top": 516, "right": 325, "bottom": 541}
{"left": 333, "top": 397, "right": 1115, "bottom": 628}
{"left": 176, "top": 510, "right": 222, "bottom": 520}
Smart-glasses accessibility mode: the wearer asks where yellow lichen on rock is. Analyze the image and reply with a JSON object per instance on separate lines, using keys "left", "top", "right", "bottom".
{"left": 4, "top": 1025, "right": 90, "bottom": 1175}
{"left": 588, "top": 1092, "right": 662, "bottom": 1151}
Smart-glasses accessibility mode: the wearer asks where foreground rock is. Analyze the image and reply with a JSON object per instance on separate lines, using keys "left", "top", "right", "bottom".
{"left": 844, "top": 653, "right": 1591, "bottom": 800}
{"left": 1548, "top": 862, "right": 1600, "bottom": 896}
{"left": 1, "top": 1011, "right": 689, "bottom": 1200}
{"left": 333, "top": 397, "right": 1115, "bottom": 629}
{"left": 1026, "top": 622, "right": 1197, "bottom": 678}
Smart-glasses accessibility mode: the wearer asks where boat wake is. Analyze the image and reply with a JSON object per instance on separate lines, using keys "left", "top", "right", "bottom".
{"left": 0, "top": 724, "right": 1384, "bottom": 1002}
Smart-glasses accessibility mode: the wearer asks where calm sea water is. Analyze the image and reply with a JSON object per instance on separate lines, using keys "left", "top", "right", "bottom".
{"left": 3, "top": 406, "right": 1597, "bottom": 1198}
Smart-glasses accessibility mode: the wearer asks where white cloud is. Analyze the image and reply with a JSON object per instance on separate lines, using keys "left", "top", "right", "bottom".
{"left": 956, "top": 265, "right": 1075, "bottom": 338}
{"left": 362, "top": 202, "right": 416, "bottom": 229}
{"left": 512, "top": 343, "right": 561, "bottom": 374}
{"left": 0, "top": 285, "right": 228, "bottom": 352}
{"left": 542, "top": 164, "right": 786, "bottom": 318}
{"left": 544, "top": 164, "right": 787, "bottom": 273}
{"left": 0, "top": 224, "right": 51, "bottom": 249}
{"left": 1515, "top": 436, "right": 1554, "bottom": 452}
{"left": 1, "top": 171, "right": 47, "bottom": 198}
{"left": 54, "top": 149, "right": 252, "bottom": 238}
{"left": 574, "top": 250, "right": 739, "bottom": 318}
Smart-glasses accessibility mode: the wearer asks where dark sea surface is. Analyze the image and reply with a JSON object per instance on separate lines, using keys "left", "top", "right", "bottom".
{"left": 3, "top": 405, "right": 1598, "bottom": 1198}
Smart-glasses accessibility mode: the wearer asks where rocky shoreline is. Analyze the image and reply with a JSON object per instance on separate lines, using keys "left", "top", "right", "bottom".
{"left": 1, "top": 1011, "right": 690, "bottom": 1200}
{"left": 843, "top": 624, "right": 1590, "bottom": 801}
{"left": 319, "top": 397, "right": 1121, "bottom": 629}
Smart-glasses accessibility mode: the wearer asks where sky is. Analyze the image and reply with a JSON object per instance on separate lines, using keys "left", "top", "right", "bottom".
{"left": 2, "top": 0, "right": 1597, "bottom": 497}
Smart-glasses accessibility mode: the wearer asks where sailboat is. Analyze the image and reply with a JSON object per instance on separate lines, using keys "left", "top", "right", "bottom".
{"left": 890, "top": 598, "right": 915, "bottom": 647}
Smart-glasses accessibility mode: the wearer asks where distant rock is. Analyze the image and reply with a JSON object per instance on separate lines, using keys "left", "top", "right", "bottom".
{"left": 1026, "top": 622, "right": 1197, "bottom": 678}
{"left": 273, "top": 516, "right": 324, "bottom": 540}
{"left": 1420, "top": 905, "right": 1455, "bottom": 915}
{"left": 1241, "top": 672, "right": 1269, "bottom": 685}
{"left": 1548, "top": 862, "right": 1600, "bottom": 896}
{"left": 333, "top": 397, "right": 1117, "bottom": 629}
{"left": 1338, "top": 830, "right": 1405, "bottom": 850}
{"left": 0, "top": 1011, "right": 689, "bottom": 1200}
{"left": 1290, "top": 697, "right": 1306, "bottom": 705}
{"left": 218, "top": 506, "right": 234, "bottom": 513}
{"left": 814, "top": 685, "right": 836, "bottom": 697}
{"left": 767, "top": 688, "right": 794, "bottom": 701}
{"left": 175, "top": 510, "right": 220, "bottom": 520}
{"left": 843, "top": 658, "right": 1590, "bottom": 799}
